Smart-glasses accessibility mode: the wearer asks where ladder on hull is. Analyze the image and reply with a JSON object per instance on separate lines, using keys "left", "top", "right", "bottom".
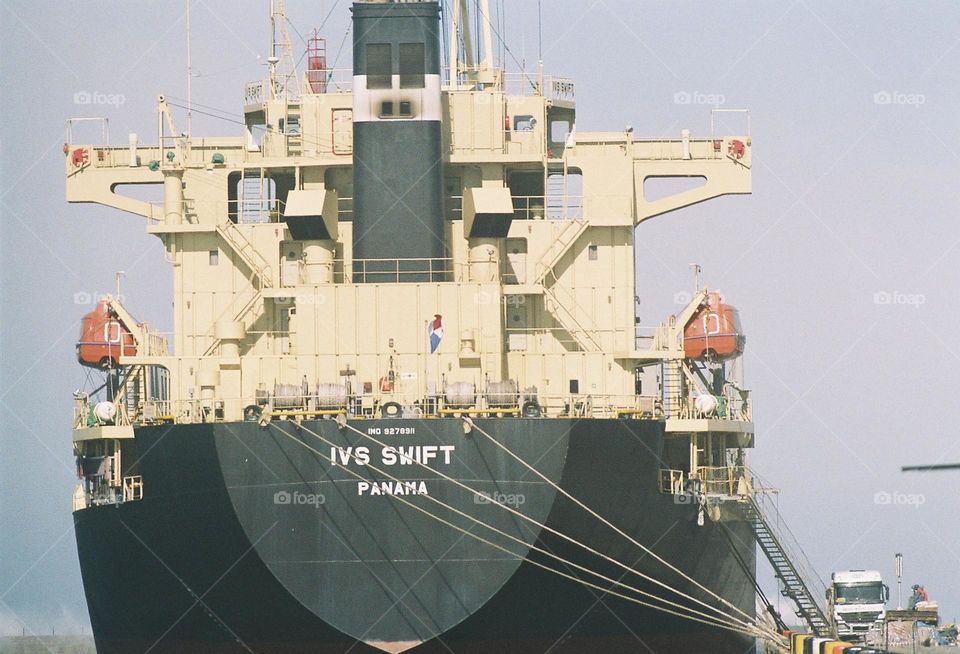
{"left": 743, "top": 495, "right": 833, "bottom": 637}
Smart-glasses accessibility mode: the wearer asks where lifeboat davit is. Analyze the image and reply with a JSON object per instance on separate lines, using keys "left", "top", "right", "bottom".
{"left": 683, "top": 292, "right": 745, "bottom": 361}
{"left": 76, "top": 300, "right": 136, "bottom": 369}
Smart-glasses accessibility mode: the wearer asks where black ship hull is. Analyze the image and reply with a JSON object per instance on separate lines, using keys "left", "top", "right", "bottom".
{"left": 74, "top": 418, "right": 757, "bottom": 653}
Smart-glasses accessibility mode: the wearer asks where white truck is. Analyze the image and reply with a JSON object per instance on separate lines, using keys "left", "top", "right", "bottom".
{"left": 826, "top": 570, "right": 890, "bottom": 641}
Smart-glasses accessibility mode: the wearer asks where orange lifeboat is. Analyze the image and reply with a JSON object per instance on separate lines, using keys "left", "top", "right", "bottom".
{"left": 683, "top": 292, "right": 745, "bottom": 361}
{"left": 76, "top": 300, "right": 137, "bottom": 369}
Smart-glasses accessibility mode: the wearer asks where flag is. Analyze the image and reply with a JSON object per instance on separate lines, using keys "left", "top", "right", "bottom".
{"left": 428, "top": 314, "right": 443, "bottom": 354}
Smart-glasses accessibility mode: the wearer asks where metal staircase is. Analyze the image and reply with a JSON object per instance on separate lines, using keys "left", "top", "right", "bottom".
{"left": 216, "top": 221, "right": 274, "bottom": 288}
{"left": 743, "top": 494, "right": 833, "bottom": 637}
{"left": 542, "top": 273, "right": 600, "bottom": 351}
{"left": 532, "top": 217, "right": 596, "bottom": 350}
{"left": 200, "top": 222, "right": 275, "bottom": 356}
{"left": 532, "top": 219, "right": 588, "bottom": 284}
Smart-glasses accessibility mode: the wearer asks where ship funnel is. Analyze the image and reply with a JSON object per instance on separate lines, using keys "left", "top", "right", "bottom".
{"left": 351, "top": 1, "right": 444, "bottom": 282}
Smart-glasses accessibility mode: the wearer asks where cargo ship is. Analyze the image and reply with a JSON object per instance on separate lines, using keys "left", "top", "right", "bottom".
{"left": 65, "top": 2, "right": 766, "bottom": 652}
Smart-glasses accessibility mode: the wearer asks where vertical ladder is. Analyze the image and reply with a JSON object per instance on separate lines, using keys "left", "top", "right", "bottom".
{"left": 240, "top": 176, "right": 266, "bottom": 223}
{"left": 546, "top": 168, "right": 567, "bottom": 218}
{"left": 111, "top": 365, "right": 144, "bottom": 424}
{"left": 661, "top": 361, "right": 683, "bottom": 417}
{"left": 285, "top": 105, "right": 302, "bottom": 156}
{"left": 743, "top": 495, "right": 833, "bottom": 637}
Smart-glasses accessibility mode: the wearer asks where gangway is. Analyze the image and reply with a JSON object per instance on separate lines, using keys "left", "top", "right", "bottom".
{"left": 744, "top": 491, "right": 834, "bottom": 637}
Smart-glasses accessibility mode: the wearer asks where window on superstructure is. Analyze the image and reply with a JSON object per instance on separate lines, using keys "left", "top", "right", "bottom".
{"left": 399, "top": 43, "right": 425, "bottom": 89}
{"left": 366, "top": 43, "right": 392, "bottom": 89}
{"left": 209, "top": 250, "right": 219, "bottom": 265}
{"left": 550, "top": 120, "right": 571, "bottom": 144}
{"left": 513, "top": 115, "right": 536, "bottom": 132}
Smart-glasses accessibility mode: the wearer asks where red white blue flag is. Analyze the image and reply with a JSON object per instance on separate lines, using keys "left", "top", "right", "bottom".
{"left": 428, "top": 314, "right": 443, "bottom": 354}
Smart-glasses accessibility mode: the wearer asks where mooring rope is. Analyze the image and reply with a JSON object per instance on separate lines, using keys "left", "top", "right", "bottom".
{"left": 265, "top": 421, "right": 768, "bottom": 637}
{"left": 263, "top": 419, "right": 775, "bottom": 639}
{"left": 465, "top": 417, "right": 763, "bottom": 629}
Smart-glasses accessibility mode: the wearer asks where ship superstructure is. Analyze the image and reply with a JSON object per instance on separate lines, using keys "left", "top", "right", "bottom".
{"left": 65, "top": 2, "right": 769, "bottom": 653}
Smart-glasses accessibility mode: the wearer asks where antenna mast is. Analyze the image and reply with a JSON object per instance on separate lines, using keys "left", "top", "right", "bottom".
{"left": 448, "top": 0, "right": 496, "bottom": 88}
{"left": 269, "top": 0, "right": 301, "bottom": 100}
{"left": 186, "top": 0, "right": 192, "bottom": 137}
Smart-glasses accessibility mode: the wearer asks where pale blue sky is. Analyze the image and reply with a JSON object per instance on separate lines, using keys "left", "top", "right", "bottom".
{"left": 1, "top": 0, "right": 958, "bottom": 636}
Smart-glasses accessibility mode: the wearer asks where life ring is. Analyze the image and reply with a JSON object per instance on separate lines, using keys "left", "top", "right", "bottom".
{"left": 71, "top": 147, "right": 89, "bottom": 168}
{"left": 727, "top": 139, "right": 746, "bottom": 160}
{"left": 381, "top": 402, "right": 402, "bottom": 418}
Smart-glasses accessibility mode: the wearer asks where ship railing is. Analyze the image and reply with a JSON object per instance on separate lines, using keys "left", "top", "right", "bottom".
{"left": 122, "top": 475, "right": 144, "bottom": 502}
{"left": 145, "top": 198, "right": 288, "bottom": 226}
{"left": 499, "top": 72, "right": 575, "bottom": 101}
{"left": 65, "top": 117, "right": 110, "bottom": 145}
{"left": 143, "top": 331, "right": 172, "bottom": 357}
{"left": 334, "top": 258, "right": 462, "bottom": 284}
{"left": 658, "top": 465, "right": 749, "bottom": 498}
{"left": 750, "top": 472, "right": 829, "bottom": 602}
{"left": 119, "top": 393, "right": 667, "bottom": 425}
{"left": 230, "top": 197, "right": 286, "bottom": 224}
{"left": 303, "top": 68, "right": 354, "bottom": 93}
{"left": 73, "top": 397, "right": 132, "bottom": 429}
{"left": 511, "top": 195, "right": 583, "bottom": 221}
{"left": 673, "top": 385, "right": 752, "bottom": 422}
{"left": 336, "top": 195, "right": 584, "bottom": 222}
{"left": 246, "top": 70, "right": 354, "bottom": 108}
{"left": 340, "top": 193, "right": 491, "bottom": 223}
{"left": 142, "top": 400, "right": 177, "bottom": 423}
{"left": 696, "top": 465, "right": 747, "bottom": 497}
{"left": 630, "top": 135, "right": 750, "bottom": 162}
{"left": 503, "top": 327, "right": 620, "bottom": 351}
{"left": 337, "top": 196, "right": 354, "bottom": 221}
{"left": 659, "top": 469, "right": 687, "bottom": 495}
{"left": 70, "top": 139, "right": 255, "bottom": 171}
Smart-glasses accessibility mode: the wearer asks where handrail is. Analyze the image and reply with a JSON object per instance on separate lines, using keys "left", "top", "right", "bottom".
{"left": 750, "top": 473, "right": 828, "bottom": 603}
{"left": 334, "top": 258, "right": 460, "bottom": 284}
{"left": 95, "top": 392, "right": 667, "bottom": 426}
{"left": 658, "top": 465, "right": 748, "bottom": 498}
{"left": 122, "top": 475, "right": 143, "bottom": 502}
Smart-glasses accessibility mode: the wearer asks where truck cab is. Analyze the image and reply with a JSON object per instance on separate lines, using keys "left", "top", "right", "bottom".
{"left": 826, "top": 570, "right": 889, "bottom": 642}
